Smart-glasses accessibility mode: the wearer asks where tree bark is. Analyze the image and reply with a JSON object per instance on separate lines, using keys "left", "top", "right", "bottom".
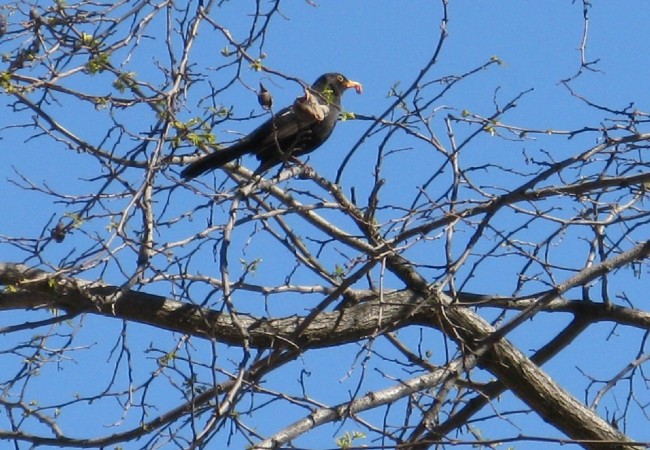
{"left": 0, "top": 262, "right": 641, "bottom": 449}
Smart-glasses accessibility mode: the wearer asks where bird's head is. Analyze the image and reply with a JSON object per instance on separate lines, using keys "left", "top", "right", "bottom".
{"left": 312, "top": 73, "right": 363, "bottom": 104}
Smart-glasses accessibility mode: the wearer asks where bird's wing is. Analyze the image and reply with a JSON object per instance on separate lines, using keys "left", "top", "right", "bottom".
{"left": 252, "top": 105, "right": 333, "bottom": 163}
{"left": 252, "top": 108, "right": 316, "bottom": 147}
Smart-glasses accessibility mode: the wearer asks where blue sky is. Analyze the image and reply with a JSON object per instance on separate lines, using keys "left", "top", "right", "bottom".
{"left": 1, "top": 1, "right": 649, "bottom": 448}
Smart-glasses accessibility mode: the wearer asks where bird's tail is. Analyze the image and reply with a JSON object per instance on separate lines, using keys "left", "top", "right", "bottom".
{"left": 180, "top": 144, "right": 247, "bottom": 180}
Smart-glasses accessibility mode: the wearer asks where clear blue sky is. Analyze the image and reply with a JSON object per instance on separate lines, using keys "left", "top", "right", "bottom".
{"left": 1, "top": 1, "right": 649, "bottom": 448}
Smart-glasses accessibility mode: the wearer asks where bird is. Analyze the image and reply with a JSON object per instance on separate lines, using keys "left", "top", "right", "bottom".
{"left": 257, "top": 82, "right": 273, "bottom": 110}
{"left": 180, "top": 73, "right": 362, "bottom": 180}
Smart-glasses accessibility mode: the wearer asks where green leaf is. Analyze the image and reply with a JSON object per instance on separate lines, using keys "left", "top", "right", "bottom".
{"left": 335, "top": 431, "right": 366, "bottom": 449}
{"left": 340, "top": 111, "right": 356, "bottom": 121}
{"left": 322, "top": 87, "right": 335, "bottom": 104}
{"left": 85, "top": 53, "right": 110, "bottom": 74}
{"left": 250, "top": 59, "right": 263, "bottom": 71}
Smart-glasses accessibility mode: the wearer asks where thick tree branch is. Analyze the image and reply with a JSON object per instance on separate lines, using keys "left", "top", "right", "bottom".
{"left": 1, "top": 261, "right": 645, "bottom": 449}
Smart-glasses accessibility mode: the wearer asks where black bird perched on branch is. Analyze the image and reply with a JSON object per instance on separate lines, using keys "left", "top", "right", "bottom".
{"left": 180, "top": 73, "right": 362, "bottom": 180}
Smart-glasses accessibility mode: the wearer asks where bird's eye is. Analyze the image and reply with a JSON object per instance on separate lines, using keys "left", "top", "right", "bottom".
{"left": 336, "top": 75, "right": 344, "bottom": 83}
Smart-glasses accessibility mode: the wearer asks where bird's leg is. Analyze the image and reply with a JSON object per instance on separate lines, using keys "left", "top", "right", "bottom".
{"left": 270, "top": 128, "right": 314, "bottom": 167}
{"left": 296, "top": 161, "right": 315, "bottom": 179}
